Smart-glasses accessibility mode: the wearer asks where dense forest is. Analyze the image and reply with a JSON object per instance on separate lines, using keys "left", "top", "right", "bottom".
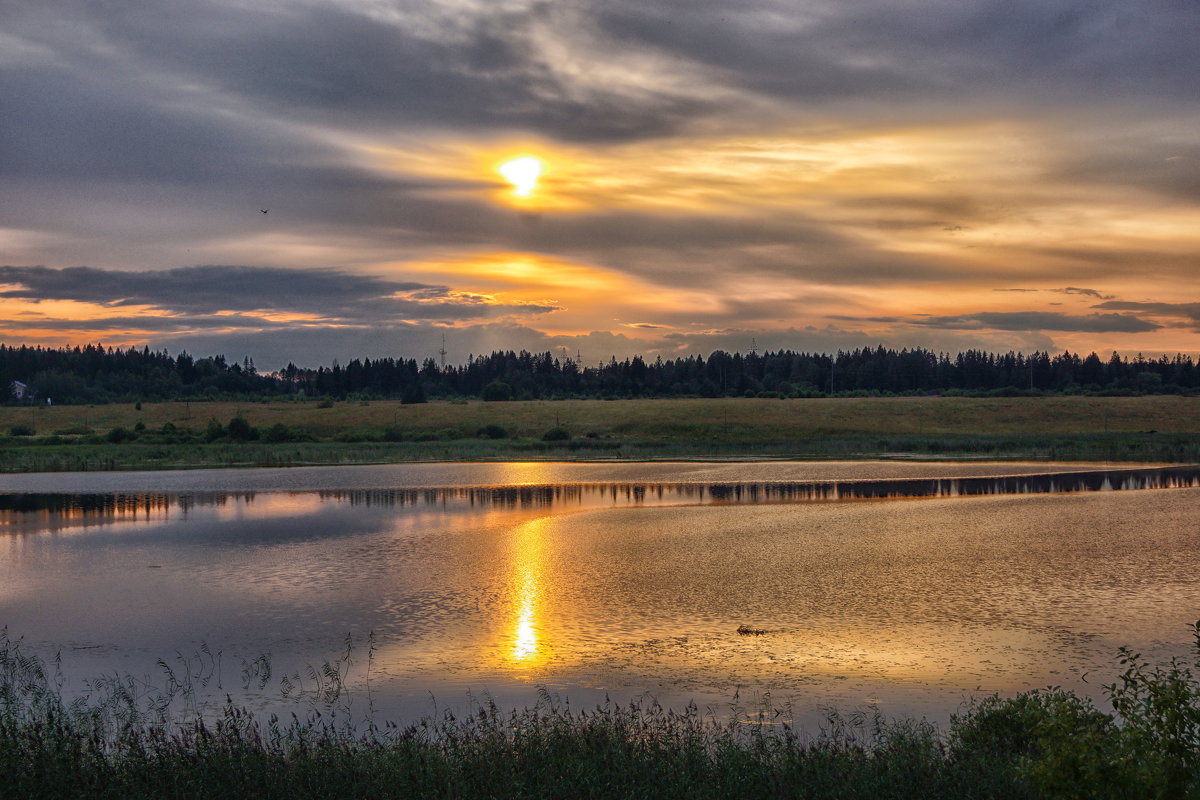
{"left": 2, "top": 342, "right": 1197, "bottom": 404}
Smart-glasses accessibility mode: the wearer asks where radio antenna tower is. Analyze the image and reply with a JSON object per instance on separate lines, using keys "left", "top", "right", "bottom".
{"left": 438, "top": 334, "right": 447, "bottom": 369}
{"left": 749, "top": 337, "right": 759, "bottom": 357}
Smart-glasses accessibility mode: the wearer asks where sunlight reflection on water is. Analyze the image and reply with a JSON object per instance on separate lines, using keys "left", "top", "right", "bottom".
{"left": 2, "top": 461, "right": 1199, "bottom": 728}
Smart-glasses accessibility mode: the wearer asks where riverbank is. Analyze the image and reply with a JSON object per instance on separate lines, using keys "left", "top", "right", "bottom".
{"left": 2, "top": 396, "right": 1198, "bottom": 471}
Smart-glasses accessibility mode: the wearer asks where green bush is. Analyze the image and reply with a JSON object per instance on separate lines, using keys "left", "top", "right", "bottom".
{"left": 477, "top": 424, "right": 508, "bottom": 439}
{"left": 401, "top": 382, "right": 427, "bottom": 404}
{"left": 204, "top": 418, "right": 225, "bottom": 442}
{"left": 227, "top": 416, "right": 257, "bottom": 442}
{"left": 8, "top": 424, "right": 34, "bottom": 437}
{"left": 106, "top": 426, "right": 135, "bottom": 443}
{"left": 261, "top": 422, "right": 293, "bottom": 443}
{"left": 542, "top": 426, "right": 570, "bottom": 441}
{"left": 482, "top": 381, "right": 513, "bottom": 401}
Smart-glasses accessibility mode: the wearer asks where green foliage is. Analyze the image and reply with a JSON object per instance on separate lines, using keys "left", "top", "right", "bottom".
{"left": 105, "top": 426, "right": 135, "bottom": 443}
{"left": 400, "top": 381, "right": 427, "bottom": 404}
{"left": 541, "top": 426, "right": 570, "bottom": 441}
{"left": 317, "top": 398, "right": 335, "bottom": 408}
{"left": 1102, "top": 623, "right": 1200, "bottom": 797}
{"left": 261, "top": 422, "right": 294, "bottom": 443}
{"left": 204, "top": 418, "right": 224, "bottom": 442}
{"left": 226, "top": 416, "right": 256, "bottom": 442}
{"left": 476, "top": 424, "right": 508, "bottom": 439}
{"left": 8, "top": 424, "right": 34, "bottom": 437}
{"left": 482, "top": 380, "right": 513, "bottom": 401}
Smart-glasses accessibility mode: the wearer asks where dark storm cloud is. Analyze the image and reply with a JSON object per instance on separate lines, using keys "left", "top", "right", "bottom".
{"left": 599, "top": 0, "right": 1200, "bottom": 111}
{"left": 9, "top": 0, "right": 1197, "bottom": 164}
{"left": 6, "top": 1, "right": 708, "bottom": 146}
{"left": 0, "top": 265, "right": 557, "bottom": 322}
{"left": 909, "top": 311, "right": 1160, "bottom": 333}
{"left": 1093, "top": 301, "right": 1200, "bottom": 326}
{"left": 0, "top": 265, "right": 430, "bottom": 314}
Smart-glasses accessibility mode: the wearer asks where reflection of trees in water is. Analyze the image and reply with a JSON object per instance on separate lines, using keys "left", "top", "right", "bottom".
{"left": 3, "top": 466, "right": 1199, "bottom": 521}
{"left": 0, "top": 491, "right": 235, "bottom": 523}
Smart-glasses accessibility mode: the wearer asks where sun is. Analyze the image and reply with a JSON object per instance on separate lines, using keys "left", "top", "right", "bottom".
{"left": 499, "top": 156, "right": 542, "bottom": 197}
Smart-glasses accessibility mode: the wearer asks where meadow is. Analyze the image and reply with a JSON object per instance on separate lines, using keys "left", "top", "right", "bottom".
{"left": 2, "top": 395, "right": 1199, "bottom": 471}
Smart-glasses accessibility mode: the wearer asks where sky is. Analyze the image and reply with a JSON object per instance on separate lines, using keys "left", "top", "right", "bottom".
{"left": 2, "top": 0, "right": 1199, "bottom": 369}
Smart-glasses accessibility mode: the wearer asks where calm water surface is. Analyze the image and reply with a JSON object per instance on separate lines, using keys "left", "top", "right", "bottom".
{"left": 2, "top": 461, "right": 1198, "bottom": 728}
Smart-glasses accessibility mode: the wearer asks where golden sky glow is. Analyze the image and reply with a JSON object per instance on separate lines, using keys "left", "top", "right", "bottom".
{"left": 2, "top": 0, "right": 1198, "bottom": 366}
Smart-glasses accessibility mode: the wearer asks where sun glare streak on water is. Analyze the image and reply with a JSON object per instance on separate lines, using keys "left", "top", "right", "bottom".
{"left": 509, "top": 517, "right": 548, "bottom": 665}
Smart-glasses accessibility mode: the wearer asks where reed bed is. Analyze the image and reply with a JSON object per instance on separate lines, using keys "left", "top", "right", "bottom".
{"left": 4, "top": 626, "right": 1200, "bottom": 799}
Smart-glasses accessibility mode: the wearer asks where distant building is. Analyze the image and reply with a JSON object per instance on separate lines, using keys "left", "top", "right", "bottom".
{"left": 10, "top": 380, "right": 28, "bottom": 400}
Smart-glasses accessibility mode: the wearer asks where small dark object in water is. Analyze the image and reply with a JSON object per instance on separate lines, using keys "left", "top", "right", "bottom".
{"left": 737, "top": 625, "right": 767, "bottom": 636}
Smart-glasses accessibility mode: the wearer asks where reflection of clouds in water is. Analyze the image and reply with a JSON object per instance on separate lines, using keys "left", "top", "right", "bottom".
{"left": 212, "top": 492, "right": 326, "bottom": 522}
{"left": 4, "top": 473, "right": 1200, "bottom": 729}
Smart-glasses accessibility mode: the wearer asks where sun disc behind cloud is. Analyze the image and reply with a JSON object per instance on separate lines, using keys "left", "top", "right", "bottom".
{"left": 500, "top": 156, "right": 542, "bottom": 197}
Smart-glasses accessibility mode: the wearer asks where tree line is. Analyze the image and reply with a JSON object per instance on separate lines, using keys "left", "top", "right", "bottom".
{"left": 2, "top": 342, "right": 1197, "bottom": 404}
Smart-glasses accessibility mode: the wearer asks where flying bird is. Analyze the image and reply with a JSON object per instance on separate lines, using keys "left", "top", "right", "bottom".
{"left": 261, "top": 209, "right": 269, "bottom": 214}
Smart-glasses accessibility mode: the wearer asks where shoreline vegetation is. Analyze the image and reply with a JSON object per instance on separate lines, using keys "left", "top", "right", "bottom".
{"left": 1, "top": 396, "right": 1199, "bottom": 472}
{"left": 3, "top": 627, "right": 1200, "bottom": 799}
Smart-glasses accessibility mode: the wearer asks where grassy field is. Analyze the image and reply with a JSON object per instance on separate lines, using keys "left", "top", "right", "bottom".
{"left": 2, "top": 395, "right": 1199, "bottom": 471}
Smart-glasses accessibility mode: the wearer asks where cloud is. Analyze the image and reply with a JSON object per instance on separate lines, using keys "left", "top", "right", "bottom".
{"left": 1052, "top": 287, "right": 1114, "bottom": 299}
{"left": 1, "top": 0, "right": 1198, "bottom": 361}
{"left": 1093, "top": 301, "right": 1200, "bottom": 326}
{"left": 593, "top": 0, "right": 1200, "bottom": 114}
{"left": 148, "top": 320, "right": 1063, "bottom": 370}
{"left": 909, "top": 311, "right": 1160, "bottom": 333}
{"left": 0, "top": 264, "right": 557, "bottom": 326}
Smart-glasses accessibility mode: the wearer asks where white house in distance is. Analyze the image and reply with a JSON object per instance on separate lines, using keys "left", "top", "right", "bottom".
{"left": 9, "top": 381, "right": 28, "bottom": 400}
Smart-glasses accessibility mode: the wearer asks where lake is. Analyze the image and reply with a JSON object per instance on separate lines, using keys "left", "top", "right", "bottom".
{"left": 3, "top": 460, "right": 1199, "bottom": 729}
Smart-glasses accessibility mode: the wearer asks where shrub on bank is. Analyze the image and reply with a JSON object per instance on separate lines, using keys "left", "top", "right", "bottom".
{"left": 542, "top": 426, "right": 570, "bottom": 441}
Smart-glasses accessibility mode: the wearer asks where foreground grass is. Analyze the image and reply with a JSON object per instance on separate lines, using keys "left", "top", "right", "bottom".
{"left": 4, "top": 627, "right": 1200, "bottom": 799}
{"left": 2, "top": 396, "right": 1199, "bottom": 471}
